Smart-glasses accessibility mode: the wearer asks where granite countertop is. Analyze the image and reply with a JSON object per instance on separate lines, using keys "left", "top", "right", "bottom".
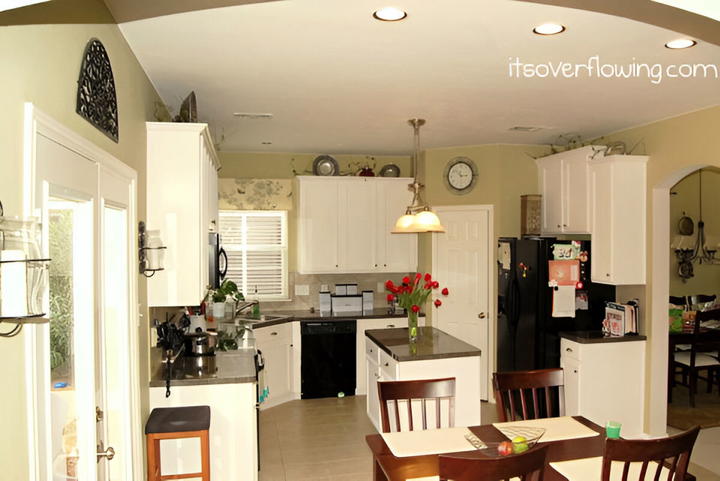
{"left": 559, "top": 330, "right": 647, "bottom": 344}
{"left": 365, "top": 327, "right": 481, "bottom": 362}
{"left": 251, "top": 308, "right": 421, "bottom": 328}
{"left": 149, "top": 349, "right": 257, "bottom": 387}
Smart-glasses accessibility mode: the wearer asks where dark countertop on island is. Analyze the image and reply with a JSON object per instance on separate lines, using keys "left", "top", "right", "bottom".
{"left": 560, "top": 330, "right": 647, "bottom": 344}
{"left": 365, "top": 327, "right": 481, "bottom": 362}
{"left": 149, "top": 349, "right": 257, "bottom": 387}
{"left": 252, "top": 308, "right": 422, "bottom": 328}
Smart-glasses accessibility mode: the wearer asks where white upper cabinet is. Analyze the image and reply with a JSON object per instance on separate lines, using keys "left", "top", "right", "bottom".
{"left": 296, "top": 177, "right": 340, "bottom": 272}
{"left": 296, "top": 176, "right": 417, "bottom": 274}
{"left": 536, "top": 146, "right": 598, "bottom": 234}
{"left": 589, "top": 155, "right": 648, "bottom": 285}
{"left": 146, "top": 122, "right": 220, "bottom": 307}
{"left": 376, "top": 178, "right": 418, "bottom": 272}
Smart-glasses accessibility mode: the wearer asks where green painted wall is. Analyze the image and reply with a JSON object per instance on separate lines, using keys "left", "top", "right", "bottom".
{"left": 0, "top": 2, "right": 164, "bottom": 476}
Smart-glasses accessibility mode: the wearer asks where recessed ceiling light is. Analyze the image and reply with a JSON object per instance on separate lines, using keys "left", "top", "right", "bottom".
{"left": 665, "top": 38, "right": 697, "bottom": 49}
{"left": 532, "top": 23, "right": 566, "bottom": 35}
{"left": 373, "top": 7, "right": 407, "bottom": 22}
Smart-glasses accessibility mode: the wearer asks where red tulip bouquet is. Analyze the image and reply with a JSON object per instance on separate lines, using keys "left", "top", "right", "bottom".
{"left": 385, "top": 273, "right": 450, "bottom": 342}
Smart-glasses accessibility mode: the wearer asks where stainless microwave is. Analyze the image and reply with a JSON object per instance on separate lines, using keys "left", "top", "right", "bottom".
{"left": 208, "top": 232, "right": 227, "bottom": 289}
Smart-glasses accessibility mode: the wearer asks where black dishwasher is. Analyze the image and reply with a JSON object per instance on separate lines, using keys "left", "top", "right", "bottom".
{"left": 301, "top": 320, "right": 356, "bottom": 399}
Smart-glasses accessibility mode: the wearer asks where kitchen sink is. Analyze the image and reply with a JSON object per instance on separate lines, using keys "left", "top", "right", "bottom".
{"left": 228, "top": 314, "right": 289, "bottom": 324}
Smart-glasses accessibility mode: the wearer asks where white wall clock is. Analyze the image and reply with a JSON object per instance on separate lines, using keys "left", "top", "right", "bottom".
{"left": 444, "top": 156, "right": 478, "bottom": 194}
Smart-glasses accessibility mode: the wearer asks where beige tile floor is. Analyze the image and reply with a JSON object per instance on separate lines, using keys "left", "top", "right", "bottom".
{"left": 259, "top": 395, "right": 720, "bottom": 481}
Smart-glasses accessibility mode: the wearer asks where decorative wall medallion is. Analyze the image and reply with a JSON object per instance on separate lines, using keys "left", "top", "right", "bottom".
{"left": 76, "top": 38, "right": 119, "bottom": 142}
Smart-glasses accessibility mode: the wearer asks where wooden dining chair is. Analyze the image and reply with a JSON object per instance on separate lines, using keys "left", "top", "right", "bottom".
{"left": 672, "top": 309, "right": 720, "bottom": 406}
{"left": 601, "top": 426, "right": 700, "bottom": 481}
{"left": 439, "top": 444, "right": 549, "bottom": 481}
{"left": 669, "top": 295, "right": 688, "bottom": 309}
{"left": 492, "top": 368, "right": 564, "bottom": 422}
{"left": 377, "top": 378, "right": 455, "bottom": 433}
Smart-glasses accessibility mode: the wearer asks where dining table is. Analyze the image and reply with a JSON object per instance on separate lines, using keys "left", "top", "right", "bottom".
{"left": 365, "top": 416, "right": 697, "bottom": 481}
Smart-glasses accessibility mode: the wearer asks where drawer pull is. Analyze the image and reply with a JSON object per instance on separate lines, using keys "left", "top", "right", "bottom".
{"left": 386, "top": 324, "right": 395, "bottom": 328}
{"left": 565, "top": 347, "right": 573, "bottom": 352}
{"left": 271, "top": 332, "right": 278, "bottom": 336}
{"left": 384, "top": 362, "right": 389, "bottom": 367}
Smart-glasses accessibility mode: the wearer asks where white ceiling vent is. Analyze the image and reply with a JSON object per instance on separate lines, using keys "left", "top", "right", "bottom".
{"left": 233, "top": 112, "right": 274, "bottom": 119}
{"left": 509, "top": 126, "right": 544, "bottom": 133}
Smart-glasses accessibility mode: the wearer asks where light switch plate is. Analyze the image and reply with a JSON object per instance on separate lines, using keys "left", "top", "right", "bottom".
{"left": 377, "top": 282, "right": 385, "bottom": 293}
{"left": 295, "top": 284, "right": 310, "bottom": 296}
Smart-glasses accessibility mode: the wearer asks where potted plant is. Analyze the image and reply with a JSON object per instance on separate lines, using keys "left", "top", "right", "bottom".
{"left": 211, "top": 280, "right": 244, "bottom": 320}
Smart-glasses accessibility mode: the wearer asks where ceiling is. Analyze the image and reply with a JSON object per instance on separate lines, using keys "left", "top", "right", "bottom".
{"left": 118, "top": 0, "right": 720, "bottom": 155}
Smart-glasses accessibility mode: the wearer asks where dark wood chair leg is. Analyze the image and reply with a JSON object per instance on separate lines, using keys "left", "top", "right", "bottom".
{"left": 690, "top": 372, "right": 697, "bottom": 408}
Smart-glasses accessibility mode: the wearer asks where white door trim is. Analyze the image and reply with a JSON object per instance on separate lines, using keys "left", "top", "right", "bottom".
{"left": 22, "top": 103, "right": 142, "bottom": 481}
{"left": 431, "top": 204, "right": 495, "bottom": 401}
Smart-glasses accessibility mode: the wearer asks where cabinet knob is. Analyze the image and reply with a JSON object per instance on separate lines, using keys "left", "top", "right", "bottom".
{"left": 374, "top": 264, "right": 378, "bottom": 267}
{"left": 573, "top": 369, "right": 578, "bottom": 373}
{"left": 370, "top": 348, "right": 373, "bottom": 352}
{"left": 478, "top": 313, "right": 486, "bottom": 319}
{"left": 271, "top": 332, "right": 278, "bottom": 336}
{"left": 557, "top": 224, "right": 561, "bottom": 228}
{"left": 566, "top": 347, "right": 573, "bottom": 352}
{"left": 605, "top": 273, "right": 610, "bottom": 277}
{"left": 563, "top": 224, "right": 567, "bottom": 227}
{"left": 335, "top": 264, "right": 339, "bottom": 268}
{"left": 384, "top": 362, "right": 389, "bottom": 367}
{"left": 384, "top": 264, "right": 387, "bottom": 267}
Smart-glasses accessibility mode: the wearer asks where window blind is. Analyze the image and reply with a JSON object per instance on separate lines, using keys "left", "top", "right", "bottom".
{"left": 219, "top": 210, "right": 288, "bottom": 300}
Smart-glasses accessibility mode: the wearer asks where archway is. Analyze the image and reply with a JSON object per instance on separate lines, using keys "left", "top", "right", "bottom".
{"left": 648, "top": 163, "right": 708, "bottom": 435}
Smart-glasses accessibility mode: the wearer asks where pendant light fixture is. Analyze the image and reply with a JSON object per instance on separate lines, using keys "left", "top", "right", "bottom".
{"left": 392, "top": 119, "right": 445, "bottom": 234}
{"left": 673, "top": 169, "right": 719, "bottom": 280}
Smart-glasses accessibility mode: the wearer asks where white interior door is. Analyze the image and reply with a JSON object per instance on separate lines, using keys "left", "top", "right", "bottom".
{"left": 432, "top": 206, "right": 493, "bottom": 400}
{"left": 26, "top": 107, "right": 139, "bottom": 481}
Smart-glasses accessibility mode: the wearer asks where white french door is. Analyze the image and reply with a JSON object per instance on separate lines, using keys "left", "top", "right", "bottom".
{"left": 25, "top": 105, "right": 140, "bottom": 481}
{"left": 432, "top": 205, "right": 493, "bottom": 400}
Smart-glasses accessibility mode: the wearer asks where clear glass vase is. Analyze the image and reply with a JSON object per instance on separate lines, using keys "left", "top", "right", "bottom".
{"left": 407, "top": 311, "right": 419, "bottom": 342}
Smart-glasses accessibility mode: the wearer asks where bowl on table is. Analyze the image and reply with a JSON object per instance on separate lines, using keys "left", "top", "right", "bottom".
{"left": 478, "top": 427, "right": 545, "bottom": 457}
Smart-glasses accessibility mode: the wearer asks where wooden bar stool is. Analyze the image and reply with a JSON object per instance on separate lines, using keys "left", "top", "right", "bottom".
{"left": 145, "top": 405, "right": 211, "bottom": 481}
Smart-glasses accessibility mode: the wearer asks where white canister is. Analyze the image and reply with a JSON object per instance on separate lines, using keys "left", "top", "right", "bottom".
{"left": 189, "top": 315, "right": 207, "bottom": 333}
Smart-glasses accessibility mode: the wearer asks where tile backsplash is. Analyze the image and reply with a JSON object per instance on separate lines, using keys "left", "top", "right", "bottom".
{"left": 260, "top": 271, "right": 411, "bottom": 312}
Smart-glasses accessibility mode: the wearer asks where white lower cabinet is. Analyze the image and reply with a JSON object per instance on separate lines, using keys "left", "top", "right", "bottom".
{"left": 356, "top": 317, "right": 417, "bottom": 395}
{"left": 255, "top": 322, "right": 294, "bottom": 408}
{"left": 560, "top": 338, "right": 646, "bottom": 437}
{"left": 149, "top": 382, "right": 257, "bottom": 481}
{"left": 365, "top": 336, "right": 482, "bottom": 432}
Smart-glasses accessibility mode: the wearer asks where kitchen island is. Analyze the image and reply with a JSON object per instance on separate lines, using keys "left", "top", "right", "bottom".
{"left": 149, "top": 349, "right": 258, "bottom": 481}
{"left": 365, "top": 326, "right": 482, "bottom": 431}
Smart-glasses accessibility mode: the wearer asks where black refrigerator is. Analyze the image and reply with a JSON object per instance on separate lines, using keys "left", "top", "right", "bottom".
{"left": 497, "top": 237, "right": 615, "bottom": 373}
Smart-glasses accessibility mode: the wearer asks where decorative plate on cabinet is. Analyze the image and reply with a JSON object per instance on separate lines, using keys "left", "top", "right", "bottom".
{"left": 312, "top": 155, "right": 339, "bottom": 176}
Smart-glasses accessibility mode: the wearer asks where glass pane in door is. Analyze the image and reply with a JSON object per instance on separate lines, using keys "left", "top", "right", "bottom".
{"left": 101, "top": 205, "right": 130, "bottom": 481}
{"left": 48, "top": 199, "right": 94, "bottom": 481}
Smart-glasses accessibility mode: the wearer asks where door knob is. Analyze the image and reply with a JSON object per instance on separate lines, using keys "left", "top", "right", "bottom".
{"left": 96, "top": 406, "right": 104, "bottom": 423}
{"left": 478, "top": 313, "right": 486, "bottom": 319}
{"left": 97, "top": 441, "right": 115, "bottom": 462}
